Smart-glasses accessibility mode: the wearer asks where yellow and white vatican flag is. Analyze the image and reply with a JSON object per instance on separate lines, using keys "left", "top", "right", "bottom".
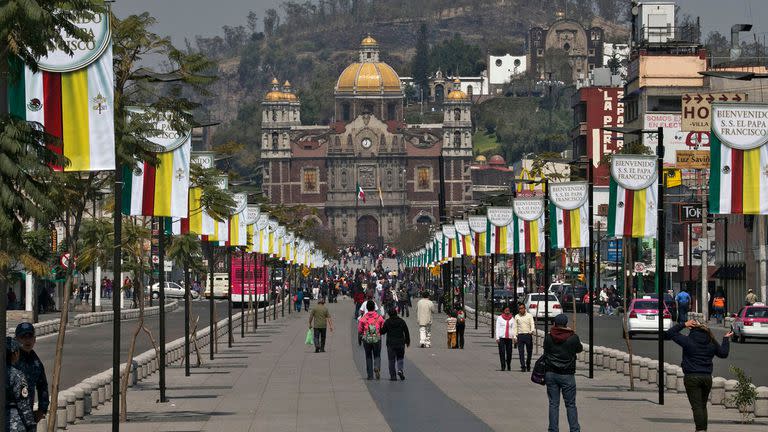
{"left": 171, "top": 152, "right": 216, "bottom": 236}
{"left": 8, "top": 12, "right": 115, "bottom": 172}
{"left": 228, "top": 193, "right": 249, "bottom": 247}
{"left": 240, "top": 204, "right": 260, "bottom": 250}
{"left": 253, "top": 214, "right": 270, "bottom": 253}
{"left": 208, "top": 176, "right": 230, "bottom": 244}
{"left": 454, "top": 220, "right": 475, "bottom": 257}
{"left": 468, "top": 216, "right": 488, "bottom": 257}
{"left": 274, "top": 226, "right": 286, "bottom": 260}
{"left": 607, "top": 155, "right": 658, "bottom": 238}
{"left": 266, "top": 220, "right": 279, "bottom": 256}
{"left": 548, "top": 181, "right": 589, "bottom": 249}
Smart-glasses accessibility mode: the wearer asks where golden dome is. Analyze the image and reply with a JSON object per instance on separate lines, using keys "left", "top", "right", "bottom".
{"left": 336, "top": 62, "right": 401, "bottom": 94}
{"left": 265, "top": 90, "right": 284, "bottom": 101}
{"left": 282, "top": 80, "right": 298, "bottom": 101}
{"left": 475, "top": 155, "right": 487, "bottom": 164}
{"left": 447, "top": 89, "right": 468, "bottom": 100}
{"left": 360, "top": 35, "right": 378, "bottom": 47}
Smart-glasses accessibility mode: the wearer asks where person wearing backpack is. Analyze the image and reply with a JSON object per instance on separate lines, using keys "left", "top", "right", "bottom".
{"left": 711, "top": 292, "right": 726, "bottom": 324}
{"left": 380, "top": 306, "right": 410, "bottom": 381}
{"left": 455, "top": 305, "right": 466, "bottom": 349}
{"left": 358, "top": 300, "right": 385, "bottom": 380}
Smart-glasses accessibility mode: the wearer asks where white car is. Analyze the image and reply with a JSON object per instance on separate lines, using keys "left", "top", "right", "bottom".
{"left": 625, "top": 298, "right": 672, "bottom": 338}
{"left": 524, "top": 293, "right": 562, "bottom": 321}
{"left": 731, "top": 303, "right": 768, "bottom": 343}
{"left": 150, "top": 281, "right": 199, "bottom": 300}
{"left": 548, "top": 282, "right": 572, "bottom": 297}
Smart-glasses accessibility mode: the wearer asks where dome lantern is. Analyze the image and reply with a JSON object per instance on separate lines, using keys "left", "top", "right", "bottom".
{"left": 264, "top": 77, "right": 284, "bottom": 102}
{"left": 446, "top": 77, "right": 469, "bottom": 101}
{"left": 336, "top": 35, "right": 401, "bottom": 95}
{"left": 359, "top": 33, "right": 380, "bottom": 63}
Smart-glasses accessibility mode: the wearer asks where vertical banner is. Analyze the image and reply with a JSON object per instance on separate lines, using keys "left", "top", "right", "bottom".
{"left": 709, "top": 103, "right": 768, "bottom": 215}
{"left": 548, "top": 181, "right": 590, "bottom": 249}
{"left": 442, "top": 224, "right": 458, "bottom": 258}
{"left": 607, "top": 154, "right": 658, "bottom": 238}
{"left": 486, "top": 207, "right": 515, "bottom": 255}
{"left": 208, "top": 176, "right": 230, "bottom": 244}
{"left": 122, "top": 108, "right": 191, "bottom": 217}
{"left": 468, "top": 215, "right": 488, "bottom": 257}
{"left": 227, "top": 193, "right": 249, "bottom": 247}
{"left": 511, "top": 198, "right": 546, "bottom": 253}
{"left": 8, "top": 12, "right": 115, "bottom": 172}
{"left": 172, "top": 152, "right": 215, "bottom": 235}
{"left": 454, "top": 220, "right": 476, "bottom": 257}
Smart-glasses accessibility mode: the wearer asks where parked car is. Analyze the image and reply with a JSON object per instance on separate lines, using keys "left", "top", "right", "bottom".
{"left": 488, "top": 289, "right": 517, "bottom": 311}
{"left": 561, "top": 285, "right": 589, "bottom": 312}
{"left": 548, "top": 282, "right": 572, "bottom": 298}
{"left": 524, "top": 293, "right": 562, "bottom": 321}
{"left": 625, "top": 298, "right": 672, "bottom": 339}
{"left": 150, "top": 281, "right": 199, "bottom": 300}
{"left": 730, "top": 303, "right": 768, "bottom": 343}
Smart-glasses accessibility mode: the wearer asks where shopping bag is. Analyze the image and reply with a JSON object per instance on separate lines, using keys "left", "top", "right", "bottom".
{"left": 305, "top": 328, "right": 314, "bottom": 345}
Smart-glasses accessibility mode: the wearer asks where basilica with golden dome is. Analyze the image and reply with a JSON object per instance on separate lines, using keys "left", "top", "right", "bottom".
{"left": 260, "top": 35, "right": 473, "bottom": 246}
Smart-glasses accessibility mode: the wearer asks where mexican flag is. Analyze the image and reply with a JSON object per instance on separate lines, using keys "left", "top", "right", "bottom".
{"left": 607, "top": 177, "right": 657, "bottom": 238}
{"left": 356, "top": 183, "right": 366, "bottom": 203}
{"left": 7, "top": 47, "right": 115, "bottom": 172}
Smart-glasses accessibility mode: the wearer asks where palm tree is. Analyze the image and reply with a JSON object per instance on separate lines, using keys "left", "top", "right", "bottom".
{"left": 167, "top": 233, "right": 204, "bottom": 376}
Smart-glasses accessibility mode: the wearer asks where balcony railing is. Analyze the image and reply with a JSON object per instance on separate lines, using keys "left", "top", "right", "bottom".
{"left": 636, "top": 24, "right": 700, "bottom": 46}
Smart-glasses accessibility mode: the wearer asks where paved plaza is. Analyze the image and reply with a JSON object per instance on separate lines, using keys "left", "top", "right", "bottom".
{"left": 63, "top": 300, "right": 766, "bottom": 432}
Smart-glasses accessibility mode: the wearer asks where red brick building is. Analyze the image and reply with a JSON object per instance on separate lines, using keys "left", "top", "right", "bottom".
{"left": 260, "top": 36, "right": 474, "bottom": 245}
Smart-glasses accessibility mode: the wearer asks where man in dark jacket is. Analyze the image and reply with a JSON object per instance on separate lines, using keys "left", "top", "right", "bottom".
{"left": 380, "top": 306, "right": 410, "bottom": 381}
{"left": 544, "top": 314, "right": 582, "bottom": 432}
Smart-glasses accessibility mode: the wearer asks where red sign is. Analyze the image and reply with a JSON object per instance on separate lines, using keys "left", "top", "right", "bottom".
{"left": 578, "top": 87, "right": 624, "bottom": 187}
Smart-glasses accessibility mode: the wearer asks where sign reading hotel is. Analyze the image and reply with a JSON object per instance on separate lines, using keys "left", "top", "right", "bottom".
{"left": 682, "top": 93, "right": 747, "bottom": 132}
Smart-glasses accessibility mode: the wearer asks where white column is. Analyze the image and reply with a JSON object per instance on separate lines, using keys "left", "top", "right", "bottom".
{"left": 95, "top": 264, "right": 102, "bottom": 308}
{"left": 25, "top": 272, "right": 33, "bottom": 312}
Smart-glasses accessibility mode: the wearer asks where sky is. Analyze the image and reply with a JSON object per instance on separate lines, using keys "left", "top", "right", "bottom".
{"left": 112, "top": 0, "right": 768, "bottom": 49}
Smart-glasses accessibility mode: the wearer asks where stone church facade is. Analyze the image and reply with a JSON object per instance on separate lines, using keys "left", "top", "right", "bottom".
{"left": 260, "top": 36, "right": 474, "bottom": 246}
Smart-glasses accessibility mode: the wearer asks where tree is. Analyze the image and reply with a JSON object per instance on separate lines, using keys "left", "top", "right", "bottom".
{"left": 428, "top": 33, "right": 484, "bottom": 76}
{"left": 264, "top": 8, "right": 280, "bottom": 38}
{"left": 410, "top": 23, "right": 430, "bottom": 100}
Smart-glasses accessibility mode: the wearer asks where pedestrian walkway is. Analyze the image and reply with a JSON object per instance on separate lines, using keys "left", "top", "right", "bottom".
{"left": 63, "top": 300, "right": 766, "bottom": 432}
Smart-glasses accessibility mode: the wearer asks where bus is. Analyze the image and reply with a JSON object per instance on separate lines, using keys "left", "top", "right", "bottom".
{"left": 204, "top": 250, "right": 270, "bottom": 303}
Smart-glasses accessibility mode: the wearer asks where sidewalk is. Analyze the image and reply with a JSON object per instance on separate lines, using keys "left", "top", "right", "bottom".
{"left": 404, "top": 309, "right": 767, "bottom": 432}
{"left": 66, "top": 302, "right": 390, "bottom": 432}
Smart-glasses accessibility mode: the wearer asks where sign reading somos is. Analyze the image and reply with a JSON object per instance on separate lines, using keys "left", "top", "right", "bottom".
{"left": 711, "top": 103, "right": 768, "bottom": 150}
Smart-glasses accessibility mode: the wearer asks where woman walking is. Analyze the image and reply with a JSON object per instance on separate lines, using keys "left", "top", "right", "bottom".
{"left": 666, "top": 319, "right": 732, "bottom": 432}
{"left": 495, "top": 306, "right": 516, "bottom": 371}
{"left": 358, "top": 300, "right": 385, "bottom": 380}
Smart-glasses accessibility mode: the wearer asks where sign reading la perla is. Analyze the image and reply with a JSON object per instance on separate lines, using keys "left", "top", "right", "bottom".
{"left": 441, "top": 224, "right": 457, "bottom": 239}
{"left": 711, "top": 103, "right": 768, "bottom": 150}
{"left": 512, "top": 198, "right": 545, "bottom": 221}
{"left": 37, "top": 12, "right": 111, "bottom": 72}
{"left": 468, "top": 215, "right": 487, "bottom": 233}
{"left": 487, "top": 207, "right": 514, "bottom": 227}
{"left": 610, "top": 154, "right": 657, "bottom": 190}
{"left": 548, "top": 182, "right": 588, "bottom": 210}
{"left": 454, "top": 220, "right": 471, "bottom": 236}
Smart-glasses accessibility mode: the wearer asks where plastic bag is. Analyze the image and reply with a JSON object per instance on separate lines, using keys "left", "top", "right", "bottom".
{"left": 305, "top": 328, "right": 314, "bottom": 345}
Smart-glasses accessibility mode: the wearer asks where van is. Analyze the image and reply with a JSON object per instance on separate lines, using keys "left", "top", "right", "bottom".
{"left": 203, "top": 273, "right": 229, "bottom": 298}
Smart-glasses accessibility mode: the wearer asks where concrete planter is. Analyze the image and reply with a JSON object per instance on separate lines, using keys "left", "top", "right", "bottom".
{"left": 755, "top": 386, "right": 768, "bottom": 417}
{"left": 724, "top": 379, "right": 738, "bottom": 409}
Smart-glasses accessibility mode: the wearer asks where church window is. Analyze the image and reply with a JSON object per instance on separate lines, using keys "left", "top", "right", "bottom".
{"left": 362, "top": 103, "right": 374, "bottom": 114}
{"left": 591, "top": 31, "right": 601, "bottom": 41}
{"left": 386, "top": 169, "right": 393, "bottom": 189}
{"left": 271, "top": 132, "right": 279, "bottom": 149}
{"left": 271, "top": 110, "right": 277, "bottom": 121}
{"left": 416, "top": 166, "right": 432, "bottom": 191}
{"left": 387, "top": 103, "right": 396, "bottom": 121}
{"left": 467, "top": 86, "right": 473, "bottom": 97}
{"left": 302, "top": 168, "right": 319, "bottom": 193}
{"left": 340, "top": 170, "right": 348, "bottom": 188}
{"left": 537, "top": 48, "right": 544, "bottom": 57}
{"left": 342, "top": 103, "right": 351, "bottom": 121}
{"left": 453, "top": 131, "right": 461, "bottom": 147}
{"left": 495, "top": 59, "right": 502, "bottom": 67}
{"left": 366, "top": 52, "right": 371, "bottom": 59}
{"left": 453, "top": 108, "right": 461, "bottom": 121}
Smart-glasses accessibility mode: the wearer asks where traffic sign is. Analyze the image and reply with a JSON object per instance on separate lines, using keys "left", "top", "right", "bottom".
{"left": 152, "top": 255, "right": 159, "bottom": 264}
{"left": 634, "top": 262, "right": 646, "bottom": 274}
{"left": 60, "top": 252, "right": 73, "bottom": 269}
{"left": 681, "top": 92, "right": 747, "bottom": 132}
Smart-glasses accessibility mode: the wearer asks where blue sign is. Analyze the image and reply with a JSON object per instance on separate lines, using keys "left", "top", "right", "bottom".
{"left": 607, "top": 240, "right": 623, "bottom": 262}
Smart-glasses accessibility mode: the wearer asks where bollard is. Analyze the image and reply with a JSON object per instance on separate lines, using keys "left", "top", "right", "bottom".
{"left": 648, "top": 360, "right": 658, "bottom": 384}
{"left": 755, "top": 386, "right": 768, "bottom": 417}
{"left": 710, "top": 377, "right": 726, "bottom": 404}
{"left": 631, "top": 355, "right": 640, "bottom": 379}
{"left": 724, "top": 379, "right": 738, "bottom": 408}
{"left": 675, "top": 369, "right": 686, "bottom": 393}
{"left": 664, "top": 364, "right": 677, "bottom": 392}
{"left": 56, "top": 394, "right": 67, "bottom": 430}
{"left": 638, "top": 357, "right": 649, "bottom": 381}
{"left": 130, "top": 360, "right": 139, "bottom": 386}
{"left": 63, "top": 390, "right": 76, "bottom": 423}
{"left": 72, "top": 386, "right": 86, "bottom": 419}
{"left": 608, "top": 349, "right": 618, "bottom": 371}
{"left": 616, "top": 352, "right": 625, "bottom": 375}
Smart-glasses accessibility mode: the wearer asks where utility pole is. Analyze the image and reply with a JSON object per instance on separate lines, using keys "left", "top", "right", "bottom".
{"left": 701, "top": 186, "right": 709, "bottom": 319}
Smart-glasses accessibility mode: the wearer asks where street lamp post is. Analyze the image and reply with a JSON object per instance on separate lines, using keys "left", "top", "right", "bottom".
{"left": 604, "top": 125, "right": 666, "bottom": 405}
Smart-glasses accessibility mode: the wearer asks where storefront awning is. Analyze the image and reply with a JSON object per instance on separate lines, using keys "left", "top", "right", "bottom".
{"left": 712, "top": 265, "right": 746, "bottom": 280}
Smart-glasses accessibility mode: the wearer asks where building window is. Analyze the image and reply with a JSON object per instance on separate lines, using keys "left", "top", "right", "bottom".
{"left": 495, "top": 59, "right": 502, "bottom": 67}
{"left": 453, "top": 131, "right": 461, "bottom": 147}
{"left": 591, "top": 31, "right": 601, "bottom": 41}
{"left": 588, "top": 49, "right": 595, "bottom": 56}
{"left": 537, "top": 48, "right": 544, "bottom": 57}
{"left": 302, "top": 168, "right": 319, "bottom": 193}
{"left": 466, "top": 85, "right": 473, "bottom": 97}
{"left": 386, "top": 169, "right": 393, "bottom": 189}
{"left": 387, "top": 103, "right": 396, "bottom": 121}
{"left": 340, "top": 170, "right": 348, "bottom": 188}
{"left": 271, "top": 110, "right": 277, "bottom": 121}
{"left": 589, "top": 64, "right": 595, "bottom": 70}
{"left": 271, "top": 132, "right": 279, "bottom": 149}
{"left": 453, "top": 108, "right": 461, "bottom": 121}
{"left": 342, "top": 103, "right": 351, "bottom": 121}
{"left": 366, "top": 52, "right": 371, "bottom": 59}
{"left": 362, "top": 103, "right": 374, "bottom": 114}
{"left": 416, "top": 166, "right": 432, "bottom": 191}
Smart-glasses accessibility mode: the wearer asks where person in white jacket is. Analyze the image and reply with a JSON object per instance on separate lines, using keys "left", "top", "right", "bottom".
{"left": 416, "top": 291, "right": 437, "bottom": 348}
{"left": 495, "top": 306, "right": 516, "bottom": 371}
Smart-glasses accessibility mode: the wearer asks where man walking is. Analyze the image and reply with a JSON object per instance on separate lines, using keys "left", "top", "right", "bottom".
{"left": 308, "top": 298, "right": 333, "bottom": 353}
{"left": 544, "top": 314, "right": 582, "bottom": 432}
{"left": 514, "top": 303, "right": 535, "bottom": 371}
{"left": 416, "top": 291, "right": 436, "bottom": 348}
{"left": 745, "top": 288, "right": 758, "bottom": 306}
{"left": 380, "top": 306, "right": 410, "bottom": 381}
{"left": 15, "top": 323, "right": 49, "bottom": 425}
{"left": 676, "top": 288, "right": 691, "bottom": 323}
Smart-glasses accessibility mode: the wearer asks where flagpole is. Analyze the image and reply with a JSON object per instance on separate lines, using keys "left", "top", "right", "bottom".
{"left": 588, "top": 162, "right": 595, "bottom": 379}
